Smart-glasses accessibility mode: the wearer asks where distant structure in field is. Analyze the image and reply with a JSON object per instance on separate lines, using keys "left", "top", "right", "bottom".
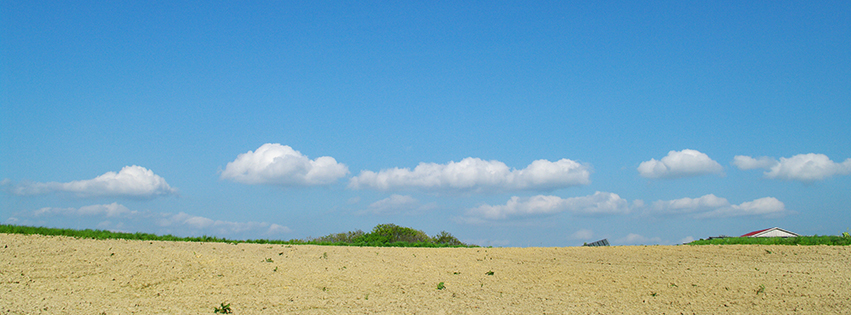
{"left": 583, "top": 238, "right": 610, "bottom": 247}
{"left": 741, "top": 227, "right": 799, "bottom": 238}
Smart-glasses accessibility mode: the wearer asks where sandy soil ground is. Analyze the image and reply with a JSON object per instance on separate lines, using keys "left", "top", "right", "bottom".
{"left": 1, "top": 233, "right": 849, "bottom": 314}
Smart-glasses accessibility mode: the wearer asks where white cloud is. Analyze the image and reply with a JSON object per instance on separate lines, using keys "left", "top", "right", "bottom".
{"left": 695, "top": 197, "right": 791, "bottom": 219}
{"left": 349, "top": 157, "right": 591, "bottom": 193}
{"left": 3, "top": 166, "right": 177, "bottom": 198}
{"left": 570, "top": 229, "right": 594, "bottom": 240}
{"left": 679, "top": 236, "right": 695, "bottom": 244}
{"left": 646, "top": 194, "right": 792, "bottom": 219}
{"left": 347, "top": 196, "right": 361, "bottom": 204}
{"left": 7, "top": 204, "right": 291, "bottom": 238}
{"left": 358, "top": 194, "right": 436, "bottom": 215}
{"left": 462, "top": 191, "right": 629, "bottom": 221}
{"left": 266, "top": 224, "right": 291, "bottom": 235}
{"left": 650, "top": 194, "right": 730, "bottom": 214}
{"left": 774, "top": 154, "right": 847, "bottom": 182}
{"left": 221, "top": 143, "right": 349, "bottom": 186}
{"left": 637, "top": 149, "right": 723, "bottom": 179}
{"left": 733, "top": 153, "right": 851, "bottom": 182}
{"left": 617, "top": 233, "right": 661, "bottom": 245}
{"left": 31, "top": 202, "right": 136, "bottom": 217}
{"left": 155, "top": 211, "right": 292, "bottom": 236}
{"left": 731, "top": 155, "right": 776, "bottom": 170}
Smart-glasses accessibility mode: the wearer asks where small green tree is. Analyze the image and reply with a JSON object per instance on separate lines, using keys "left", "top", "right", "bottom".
{"left": 433, "top": 231, "right": 462, "bottom": 246}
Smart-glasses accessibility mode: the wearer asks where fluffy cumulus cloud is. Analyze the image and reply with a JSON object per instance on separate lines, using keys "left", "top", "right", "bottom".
{"left": 637, "top": 149, "right": 723, "bottom": 179}
{"left": 733, "top": 153, "right": 851, "bottom": 182}
{"left": 6, "top": 203, "right": 291, "bottom": 238}
{"left": 696, "top": 197, "right": 790, "bottom": 219}
{"left": 3, "top": 166, "right": 177, "bottom": 198}
{"left": 349, "top": 157, "right": 591, "bottom": 193}
{"left": 461, "top": 191, "right": 629, "bottom": 222}
{"left": 649, "top": 194, "right": 730, "bottom": 214}
{"left": 221, "top": 143, "right": 349, "bottom": 186}
{"left": 357, "top": 194, "right": 436, "bottom": 215}
{"left": 646, "top": 194, "right": 792, "bottom": 218}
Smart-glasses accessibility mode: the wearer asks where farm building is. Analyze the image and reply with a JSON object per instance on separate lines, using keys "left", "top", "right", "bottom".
{"left": 741, "top": 227, "right": 799, "bottom": 238}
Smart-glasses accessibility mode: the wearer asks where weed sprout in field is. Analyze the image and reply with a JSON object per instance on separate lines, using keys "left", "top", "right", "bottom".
{"left": 214, "top": 302, "right": 232, "bottom": 314}
{"left": 756, "top": 284, "right": 766, "bottom": 295}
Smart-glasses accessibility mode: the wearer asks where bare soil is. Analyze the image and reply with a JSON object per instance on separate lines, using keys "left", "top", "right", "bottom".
{"left": 2, "top": 233, "right": 849, "bottom": 314}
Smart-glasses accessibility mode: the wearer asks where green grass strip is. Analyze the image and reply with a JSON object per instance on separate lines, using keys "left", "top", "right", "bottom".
{"left": 687, "top": 236, "right": 851, "bottom": 246}
{"left": 0, "top": 224, "right": 477, "bottom": 248}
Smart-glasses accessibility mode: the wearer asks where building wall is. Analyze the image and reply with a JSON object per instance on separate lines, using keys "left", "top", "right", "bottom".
{"left": 755, "top": 229, "right": 797, "bottom": 237}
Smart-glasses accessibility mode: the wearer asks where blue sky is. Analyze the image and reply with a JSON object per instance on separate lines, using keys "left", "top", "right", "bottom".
{"left": 2, "top": 1, "right": 850, "bottom": 246}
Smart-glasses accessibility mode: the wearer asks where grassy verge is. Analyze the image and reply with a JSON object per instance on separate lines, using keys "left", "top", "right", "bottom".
{"left": 0, "top": 223, "right": 476, "bottom": 248}
{"left": 687, "top": 235, "right": 851, "bottom": 246}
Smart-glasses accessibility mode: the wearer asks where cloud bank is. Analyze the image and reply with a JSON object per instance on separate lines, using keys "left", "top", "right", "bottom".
{"left": 637, "top": 149, "right": 723, "bottom": 179}
{"left": 358, "top": 194, "right": 436, "bottom": 215}
{"left": 349, "top": 157, "right": 591, "bottom": 193}
{"left": 3, "top": 165, "right": 177, "bottom": 198}
{"left": 30, "top": 202, "right": 136, "bottom": 217}
{"left": 6, "top": 203, "right": 291, "bottom": 237}
{"left": 462, "top": 191, "right": 629, "bottom": 222}
{"left": 647, "top": 194, "right": 791, "bottom": 218}
{"left": 221, "top": 143, "right": 349, "bottom": 186}
{"left": 733, "top": 153, "right": 851, "bottom": 182}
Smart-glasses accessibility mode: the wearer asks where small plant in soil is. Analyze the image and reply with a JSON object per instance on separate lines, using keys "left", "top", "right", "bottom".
{"left": 214, "top": 302, "right": 232, "bottom": 314}
{"left": 437, "top": 282, "right": 445, "bottom": 290}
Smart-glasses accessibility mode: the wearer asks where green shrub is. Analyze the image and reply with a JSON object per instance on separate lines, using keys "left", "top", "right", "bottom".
{"left": 433, "top": 231, "right": 462, "bottom": 246}
{"left": 353, "top": 223, "right": 433, "bottom": 245}
{"left": 0, "top": 223, "right": 476, "bottom": 248}
{"left": 688, "top": 236, "right": 851, "bottom": 246}
{"left": 311, "top": 230, "right": 365, "bottom": 244}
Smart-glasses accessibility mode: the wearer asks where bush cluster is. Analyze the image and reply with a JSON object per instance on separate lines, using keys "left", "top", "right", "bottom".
{"left": 0, "top": 223, "right": 474, "bottom": 248}
{"left": 687, "top": 235, "right": 851, "bottom": 246}
{"left": 307, "top": 224, "right": 467, "bottom": 247}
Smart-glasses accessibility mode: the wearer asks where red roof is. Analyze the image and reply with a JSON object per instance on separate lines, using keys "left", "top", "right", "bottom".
{"left": 741, "top": 228, "right": 770, "bottom": 237}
